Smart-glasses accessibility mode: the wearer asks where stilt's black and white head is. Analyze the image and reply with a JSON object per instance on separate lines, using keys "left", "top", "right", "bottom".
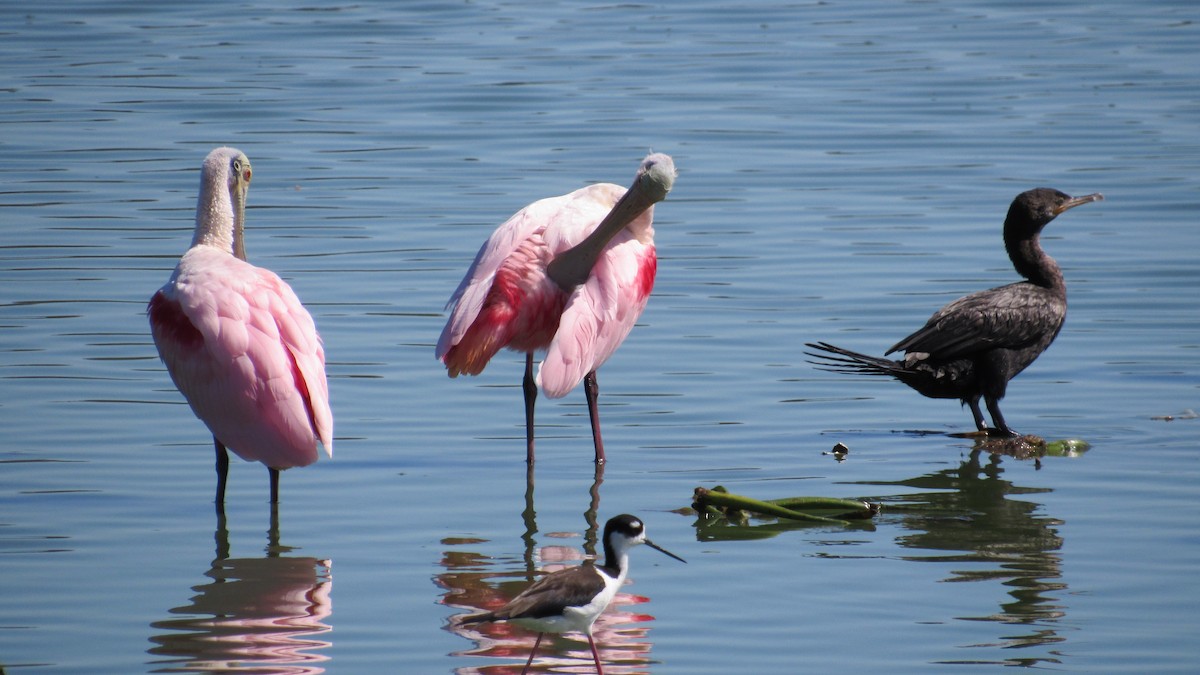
{"left": 603, "top": 514, "right": 686, "bottom": 565}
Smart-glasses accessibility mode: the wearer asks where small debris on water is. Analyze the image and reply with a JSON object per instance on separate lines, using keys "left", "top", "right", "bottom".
{"left": 822, "top": 442, "right": 850, "bottom": 461}
{"left": 1152, "top": 409, "right": 1197, "bottom": 422}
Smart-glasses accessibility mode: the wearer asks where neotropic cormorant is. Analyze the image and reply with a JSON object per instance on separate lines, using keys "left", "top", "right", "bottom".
{"left": 806, "top": 188, "right": 1103, "bottom": 436}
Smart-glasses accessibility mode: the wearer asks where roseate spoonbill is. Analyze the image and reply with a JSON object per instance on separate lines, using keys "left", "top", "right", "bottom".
{"left": 148, "top": 147, "right": 333, "bottom": 510}
{"left": 436, "top": 153, "right": 676, "bottom": 464}
{"left": 806, "top": 188, "right": 1102, "bottom": 436}
{"left": 457, "top": 514, "right": 684, "bottom": 675}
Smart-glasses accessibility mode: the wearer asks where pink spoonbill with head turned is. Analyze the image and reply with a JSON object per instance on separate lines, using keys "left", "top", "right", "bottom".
{"left": 148, "top": 147, "right": 333, "bottom": 512}
{"left": 436, "top": 153, "right": 676, "bottom": 464}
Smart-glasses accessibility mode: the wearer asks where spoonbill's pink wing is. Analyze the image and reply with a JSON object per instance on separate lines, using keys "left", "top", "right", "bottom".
{"left": 436, "top": 200, "right": 552, "bottom": 360}
{"left": 537, "top": 232, "right": 656, "bottom": 399}
{"left": 150, "top": 247, "right": 332, "bottom": 469}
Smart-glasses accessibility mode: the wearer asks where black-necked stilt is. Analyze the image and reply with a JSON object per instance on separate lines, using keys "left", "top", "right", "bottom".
{"left": 459, "top": 513, "right": 685, "bottom": 674}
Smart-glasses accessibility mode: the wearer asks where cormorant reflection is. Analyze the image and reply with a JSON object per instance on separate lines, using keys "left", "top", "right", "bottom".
{"left": 866, "top": 448, "right": 1067, "bottom": 663}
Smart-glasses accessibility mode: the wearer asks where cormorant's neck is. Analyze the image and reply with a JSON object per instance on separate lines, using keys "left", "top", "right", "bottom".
{"left": 1005, "top": 231, "right": 1063, "bottom": 291}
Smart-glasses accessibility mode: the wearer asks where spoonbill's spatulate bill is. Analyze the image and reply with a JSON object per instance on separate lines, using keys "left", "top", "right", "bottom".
{"left": 437, "top": 153, "right": 676, "bottom": 464}
{"left": 807, "top": 188, "right": 1102, "bottom": 436}
{"left": 149, "top": 147, "right": 333, "bottom": 511}
{"left": 457, "top": 514, "right": 685, "bottom": 674}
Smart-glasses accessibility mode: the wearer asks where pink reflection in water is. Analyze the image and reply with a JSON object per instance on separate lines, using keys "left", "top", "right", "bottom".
{"left": 149, "top": 555, "right": 333, "bottom": 674}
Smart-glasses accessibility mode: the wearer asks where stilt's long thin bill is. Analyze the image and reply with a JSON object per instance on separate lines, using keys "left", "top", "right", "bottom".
{"left": 645, "top": 538, "right": 686, "bottom": 563}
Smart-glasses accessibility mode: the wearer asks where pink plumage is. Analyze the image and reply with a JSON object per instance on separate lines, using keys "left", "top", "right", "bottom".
{"left": 149, "top": 147, "right": 332, "bottom": 508}
{"left": 437, "top": 153, "right": 675, "bottom": 464}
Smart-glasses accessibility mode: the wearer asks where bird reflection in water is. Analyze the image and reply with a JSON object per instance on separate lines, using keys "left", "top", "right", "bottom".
{"left": 867, "top": 448, "right": 1068, "bottom": 665}
{"left": 148, "top": 516, "right": 333, "bottom": 674}
{"left": 439, "top": 464, "right": 660, "bottom": 674}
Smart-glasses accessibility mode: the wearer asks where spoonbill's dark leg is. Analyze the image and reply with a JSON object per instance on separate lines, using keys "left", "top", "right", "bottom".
{"left": 522, "top": 352, "right": 538, "bottom": 464}
{"left": 268, "top": 500, "right": 281, "bottom": 554}
{"left": 214, "top": 511, "right": 230, "bottom": 559}
{"left": 583, "top": 371, "right": 606, "bottom": 464}
{"left": 269, "top": 467, "right": 280, "bottom": 503}
{"left": 214, "top": 438, "right": 229, "bottom": 514}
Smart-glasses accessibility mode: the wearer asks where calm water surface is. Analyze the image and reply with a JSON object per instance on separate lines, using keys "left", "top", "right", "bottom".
{"left": 1, "top": 1, "right": 1198, "bottom": 673}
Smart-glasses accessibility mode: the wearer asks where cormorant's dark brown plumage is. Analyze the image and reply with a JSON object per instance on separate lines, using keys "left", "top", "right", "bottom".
{"left": 806, "top": 188, "right": 1103, "bottom": 436}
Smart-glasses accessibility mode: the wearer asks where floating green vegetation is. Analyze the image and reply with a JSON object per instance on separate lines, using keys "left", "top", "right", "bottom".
{"left": 967, "top": 434, "right": 1092, "bottom": 459}
{"left": 691, "top": 485, "right": 880, "bottom": 527}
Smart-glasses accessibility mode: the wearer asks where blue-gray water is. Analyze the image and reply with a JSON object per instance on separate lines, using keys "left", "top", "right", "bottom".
{"left": 2, "top": 1, "right": 1198, "bottom": 673}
